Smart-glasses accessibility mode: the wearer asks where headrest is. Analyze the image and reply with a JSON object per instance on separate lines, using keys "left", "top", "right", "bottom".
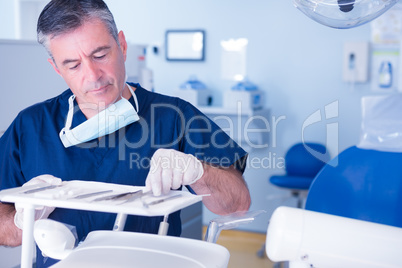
{"left": 286, "top": 143, "right": 329, "bottom": 177}
{"left": 358, "top": 94, "right": 402, "bottom": 152}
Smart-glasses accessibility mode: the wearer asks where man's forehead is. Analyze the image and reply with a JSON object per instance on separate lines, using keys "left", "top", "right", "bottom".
{"left": 49, "top": 20, "right": 114, "bottom": 61}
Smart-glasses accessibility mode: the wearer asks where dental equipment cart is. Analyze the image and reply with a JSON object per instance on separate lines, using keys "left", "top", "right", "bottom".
{"left": 0, "top": 180, "right": 229, "bottom": 268}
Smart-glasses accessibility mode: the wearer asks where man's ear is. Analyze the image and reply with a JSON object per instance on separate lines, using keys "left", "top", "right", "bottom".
{"left": 48, "top": 58, "right": 61, "bottom": 76}
{"left": 118, "top": 30, "right": 128, "bottom": 61}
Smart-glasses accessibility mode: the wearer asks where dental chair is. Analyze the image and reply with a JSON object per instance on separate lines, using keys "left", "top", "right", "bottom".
{"left": 269, "top": 142, "right": 330, "bottom": 208}
{"left": 32, "top": 210, "right": 264, "bottom": 268}
{"left": 262, "top": 142, "right": 330, "bottom": 260}
{"left": 307, "top": 94, "right": 402, "bottom": 227}
{"left": 265, "top": 94, "right": 402, "bottom": 267}
{"left": 306, "top": 145, "right": 402, "bottom": 227}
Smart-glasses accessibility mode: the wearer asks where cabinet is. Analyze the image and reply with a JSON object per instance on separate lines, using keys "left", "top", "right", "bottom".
{"left": 0, "top": 40, "right": 67, "bottom": 132}
{"left": 197, "top": 106, "right": 270, "bottom": 152}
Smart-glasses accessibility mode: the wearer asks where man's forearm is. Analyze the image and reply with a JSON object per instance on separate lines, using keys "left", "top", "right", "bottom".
{"left": 191, "top": 164, "right": 251, "bottom": 215}
{"left": 0, "top": 203, "right": 22, "bottom": 247}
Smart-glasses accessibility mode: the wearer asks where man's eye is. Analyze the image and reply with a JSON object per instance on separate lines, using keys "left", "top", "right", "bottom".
{"left": 69, "top": 64, "right": 80, "bottom": 70}
{"left": 94, "top": 54, "right": 106, "bottom": 59}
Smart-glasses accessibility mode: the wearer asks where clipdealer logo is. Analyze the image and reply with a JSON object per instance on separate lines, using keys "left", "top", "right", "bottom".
{"left": 302, "top": 100, "right": 339, "bottom": 167}
{"left": 112, "top": 100, "right": 338, "bottom": 169}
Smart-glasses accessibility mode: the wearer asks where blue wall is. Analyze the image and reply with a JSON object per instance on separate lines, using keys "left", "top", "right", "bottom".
{"left": 105, "top": 0, "right": 373, "bottom": 232}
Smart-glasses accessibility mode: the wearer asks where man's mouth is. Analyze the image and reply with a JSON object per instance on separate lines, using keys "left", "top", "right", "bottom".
{"left": 90, "top": 85, "right": 109, "bottom": 93}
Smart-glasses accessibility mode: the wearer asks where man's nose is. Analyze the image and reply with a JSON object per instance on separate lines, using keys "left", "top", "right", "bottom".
{"left": 83, "top": 60, "right": 102, "bottom": 81}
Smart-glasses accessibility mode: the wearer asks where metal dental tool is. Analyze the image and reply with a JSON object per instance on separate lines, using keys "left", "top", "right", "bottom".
{"left": 70, "top": 190, "right": 113, "bottom": 200}
{"left": 142, "top": 194, "right": 181, "bottom": 208}
{"left": 119, "top": 190, "right": 152, "bottom": 205}
{"left": 92, "top": 190, "right": 142, "bottom": 202}
{"left": 23, "top": 185, "right": 62, "bottom": 194}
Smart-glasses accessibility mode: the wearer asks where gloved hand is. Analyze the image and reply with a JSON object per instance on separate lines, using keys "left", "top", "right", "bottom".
{"left": 14, "top": 174, "right": 62, "bottom": 230}
{"left": 145, "top": 149, "right": 204, "bottom": 196}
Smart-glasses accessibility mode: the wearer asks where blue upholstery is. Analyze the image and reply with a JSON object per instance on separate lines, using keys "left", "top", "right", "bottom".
{"left": 306, "top": 146, "right": 402, "bottom": 228}
{"left": 270, "top": 143, "right": 330, "bottom": 190}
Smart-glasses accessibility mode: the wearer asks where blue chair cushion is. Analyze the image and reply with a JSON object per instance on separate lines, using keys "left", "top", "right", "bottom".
{"left": 286, "top": 143, "right": 329, "bottom": 177}
{"left": 270, "top": 175, "right": 314, "bottom": 190}
{"left": 306, "top": 146, "right": 402, "bottom": 228}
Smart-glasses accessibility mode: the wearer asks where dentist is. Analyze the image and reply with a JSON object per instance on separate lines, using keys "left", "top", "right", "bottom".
{"left": 0, "top": 0, "right": 250, "bottom": 267}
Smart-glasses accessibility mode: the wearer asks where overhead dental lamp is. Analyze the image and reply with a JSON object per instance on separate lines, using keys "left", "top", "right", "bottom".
{"left": 294, "top": 0, "right": 399, "bottom": 29}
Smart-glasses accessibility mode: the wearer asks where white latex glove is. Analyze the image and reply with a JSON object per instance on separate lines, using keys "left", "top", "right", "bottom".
{"left": 14, "top": 174, "right": 62, "bottom": 230}
{"left": 145, "top": 149, "right": 204, "bottom": 196}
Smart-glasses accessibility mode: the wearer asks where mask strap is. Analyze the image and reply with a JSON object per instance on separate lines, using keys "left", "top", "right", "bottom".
{"left": 63, "top": 95, "right": 76, "bottom": 132}
{"left": 127, "top": 84, "right": 139, "bottom": 113}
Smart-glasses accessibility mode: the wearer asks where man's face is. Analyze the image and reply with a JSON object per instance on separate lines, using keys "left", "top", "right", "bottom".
{"left": 48, "top": 19, "right": 127, "bottom": 116}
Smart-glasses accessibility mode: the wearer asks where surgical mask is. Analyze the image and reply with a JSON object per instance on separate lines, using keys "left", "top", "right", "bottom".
{"left": 59, "top": 84, "right": 139, "bottom": 148}
{"left": 294, "top": 0, "right": 398, "bottom": 29}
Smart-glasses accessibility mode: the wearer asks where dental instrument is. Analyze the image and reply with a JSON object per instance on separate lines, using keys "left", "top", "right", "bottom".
{"left": 92, "top": 191, "right": 141, "bottom": 202}
{"left": 142, "top": 194, "right": 181, "bottom": 208}
{"left": 118, "top": 190, "right": 152, "bottom": 204}
{"left": 23, "top": 185, "right": 61, "bottom": 194}
{"left": 70, "top": 189, "right": 113, "bottom": 200}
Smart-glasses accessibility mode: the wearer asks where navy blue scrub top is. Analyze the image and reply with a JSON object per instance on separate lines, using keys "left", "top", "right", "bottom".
{"left": 0, "top": 83, "right": 247, "bottom": 267}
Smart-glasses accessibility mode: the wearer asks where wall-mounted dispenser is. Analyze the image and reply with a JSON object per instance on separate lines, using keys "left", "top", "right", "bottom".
{"left": 342, "top": 42, "right": 369, "bottom": 83}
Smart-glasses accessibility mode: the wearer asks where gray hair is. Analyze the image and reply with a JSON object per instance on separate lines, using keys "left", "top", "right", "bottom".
{"left": 37, "top": 0, "right": 119, "bottom": 59}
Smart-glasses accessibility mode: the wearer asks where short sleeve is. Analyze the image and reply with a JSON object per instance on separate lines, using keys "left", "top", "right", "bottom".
{"left": 178, "top": 102, "right": 248, "bottom": 173}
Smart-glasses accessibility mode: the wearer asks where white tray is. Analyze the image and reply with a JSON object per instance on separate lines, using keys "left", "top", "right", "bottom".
{"left": 0, "top": 180, "right": 202, "bottom": 216}
{"left": 0, "top": 180, "right": 203, "bottom": 268}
